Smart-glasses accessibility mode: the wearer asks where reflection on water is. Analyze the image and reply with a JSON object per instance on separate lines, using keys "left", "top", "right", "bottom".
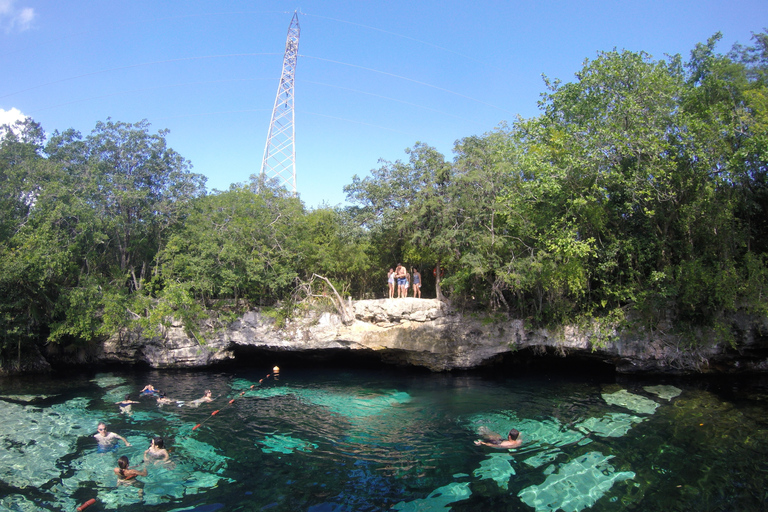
{"left": 0, "top": 367, "right": 767, "bottom": 511}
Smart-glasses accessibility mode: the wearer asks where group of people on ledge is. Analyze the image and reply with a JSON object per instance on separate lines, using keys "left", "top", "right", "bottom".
{"left": 388, "top": 264, "right": 421, "bottom": 299}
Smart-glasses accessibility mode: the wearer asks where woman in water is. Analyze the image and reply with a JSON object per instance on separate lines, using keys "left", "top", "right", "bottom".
{"left": 116, "top": 394, "right": 140, "bottom": 415}
{"left": 114, "top": 455, "right": 147, "bottom": 497}
{"left": 140, "top": 384, "right": 157, "bottom": 396}
{"left": 155, "top": 393, "right": 176, "bottom": 407}
{"left": 144, "top": 437, "right": 170, "bottom": 463}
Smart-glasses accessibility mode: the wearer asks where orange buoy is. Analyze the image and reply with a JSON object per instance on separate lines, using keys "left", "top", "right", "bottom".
{"left": 211, "top": 410, "right": 220, "bottom": 416}
{"left": 229, "top": 399, "right": 235, "bottom": 404}
{"left": 192, "top": 423, "right": 202, "bottom": 431}
{"left": 77, "top": 498, "right": 97, "bottom": 511}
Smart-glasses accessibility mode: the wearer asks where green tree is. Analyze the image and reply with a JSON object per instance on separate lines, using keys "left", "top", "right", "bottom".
{"left": 345, "top": 142, "right": 453, "bottom": 300}
{"left": 160, "top": 180, "right": 304, "bottom": 309}
{"left": 45, "top": 119, "right": 207, "bottom": 290}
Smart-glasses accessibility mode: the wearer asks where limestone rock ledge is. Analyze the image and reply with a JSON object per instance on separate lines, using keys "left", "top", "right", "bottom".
{"left": 93, "top": 298, "right": 768, "bottom": 374}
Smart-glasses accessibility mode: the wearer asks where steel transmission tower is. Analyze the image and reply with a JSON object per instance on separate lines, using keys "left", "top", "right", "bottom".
{"left": 260, "top": 11, "right": 300, "bottom": 194}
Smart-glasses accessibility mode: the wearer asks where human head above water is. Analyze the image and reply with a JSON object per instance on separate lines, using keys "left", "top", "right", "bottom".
{"left": 117, "top": 455, "right": 129, "bottom": 470}
{"left": 153, "top": 437, "right": 165, "bottom": 449}
{"left": 97, "top": 422, "right": 107, "bottom": 432}
{"left": 508, "top": 429, "right": 520, "bottom": 441}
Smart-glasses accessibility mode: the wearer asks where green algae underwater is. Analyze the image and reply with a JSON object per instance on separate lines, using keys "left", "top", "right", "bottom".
{"left": 0, "top": 366, "right": 766, "bottom": 511}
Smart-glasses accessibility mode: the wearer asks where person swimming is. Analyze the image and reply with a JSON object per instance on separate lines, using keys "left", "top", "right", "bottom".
{"left": 140, "top": 384, "right": 158, "bottom": 396}
{"left": 144, "top": 436, "right": 170, "bottom": 464}
{"left": 474, "top": 427, "right": 523, "bottom": 449}
{"left": 94, "top": 422, "right": 131, "bottom": 453}
{"left": 186, "top": 389, "right": 214, "bottom": 407}
{"left": 114, "top": 455, "right": 147, "bottom": 498}
{"left": 116, "top": 394, "right": 139, "bottom": 415}
{"left": 156, "top": 393, "right": 176, "bottom": 407}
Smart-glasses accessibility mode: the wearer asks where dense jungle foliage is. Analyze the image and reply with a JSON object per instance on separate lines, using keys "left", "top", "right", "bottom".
{"left": 1, "top": 33, "right": 767, "bottom": 364}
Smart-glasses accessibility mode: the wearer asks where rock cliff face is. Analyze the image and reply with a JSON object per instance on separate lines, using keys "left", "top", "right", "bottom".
{"left": 90, "top": 298, "right": 768, "bottom": 375}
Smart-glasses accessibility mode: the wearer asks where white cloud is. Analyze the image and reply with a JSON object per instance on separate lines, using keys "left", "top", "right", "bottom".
{"left": 0, "top": 107, "right": 29, "bottom": 135}
{"left": 0, "top": 0, "right": 35, "bottom": 33}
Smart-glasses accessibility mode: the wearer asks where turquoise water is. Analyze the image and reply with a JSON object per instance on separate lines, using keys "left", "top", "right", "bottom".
{"left": 0, "top": 366, "right": 766, "bottom": 511}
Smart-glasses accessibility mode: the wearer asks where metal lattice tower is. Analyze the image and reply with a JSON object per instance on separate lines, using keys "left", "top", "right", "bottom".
{"left": 260, "top": 11, "right": 300, "bottom": 194}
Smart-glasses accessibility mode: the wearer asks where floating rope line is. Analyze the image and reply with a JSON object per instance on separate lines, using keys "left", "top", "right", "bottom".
{"left": 191, "top": 366, "right": 280, "bottom": 432}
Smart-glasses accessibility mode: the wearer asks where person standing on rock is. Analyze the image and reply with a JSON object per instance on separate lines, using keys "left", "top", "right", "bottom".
{"left": 387, "top": 268, "right": 395, "bottom": 299}
{"left": 395, "top": 264, "right": 407, "bottom": 298}
{"left": 412, "top": 268, "right": 421, "bottom": 298}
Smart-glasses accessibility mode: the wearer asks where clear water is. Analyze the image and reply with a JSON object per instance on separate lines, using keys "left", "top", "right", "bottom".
{"left": 1, "top": 365, "right": 766, "bottom": 511}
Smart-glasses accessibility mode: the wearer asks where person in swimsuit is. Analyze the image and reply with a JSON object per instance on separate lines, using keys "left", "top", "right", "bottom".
{"left": 156, "top": 393, "right": 176, "bottom": 407}
{"left": 186, "top": 389, "right": 214, "bottom": 407}
{"left": 140, "top": 384, "right": 157, "bottom": 396}
{"left": 114, "top": 455, "right": 147, "bottom": 498}
{"left": 387, "top": 268, "right": 395, "bottom": 299}
{"left": 395, "top": 264, "right": 407, "bottom": 298}
{"left": 144, "top": 437, "right": 170, "bottom": 463}
{"left": 474, "top": 428, "right": 523, "bottom": 449}
{"left": 94, "top": 422, "right": 131, "bottom": 452}
{"left": 116, "top": 394, "right": 139, "bottom": 415}
{"left": 412, "top": 268, "right": 422, "bottom": 298}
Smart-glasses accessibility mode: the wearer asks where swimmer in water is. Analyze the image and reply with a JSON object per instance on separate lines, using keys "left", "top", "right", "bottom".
{"left": 94, "top": 422, "right": 131, "bottom": 452}
{"left": 474, "top": 427, "right": 523, "bottom": 449}
{"left": 116, "top": 394, "right": 140, "bottom": 415}
{"left": 114, "top": 455, "right": 147, "bottom": 498}
{"left": 144, "top": 436, "right": 170, "bottom": 464}
{"left": 140, "top": 384, "right": 157, "bottom": 396}
{"left": 156, "top": 393, "right": 175, "bottom": 407}
{"left": 186, "top": 389, "right": 214, "bottom": 407}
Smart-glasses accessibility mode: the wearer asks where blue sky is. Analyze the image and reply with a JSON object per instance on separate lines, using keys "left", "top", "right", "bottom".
{"left": 1, "top": 0, "right": 765, "bottom": 208}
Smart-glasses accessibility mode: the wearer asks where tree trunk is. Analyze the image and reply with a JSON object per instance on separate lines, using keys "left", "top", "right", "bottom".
{"left": 312, "top": 274, "right": 354, "bottom": 325}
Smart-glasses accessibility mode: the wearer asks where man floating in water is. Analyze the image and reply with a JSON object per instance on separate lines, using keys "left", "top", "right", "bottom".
{"left": 474, "top": 426, "right": 523, "bottom": 449}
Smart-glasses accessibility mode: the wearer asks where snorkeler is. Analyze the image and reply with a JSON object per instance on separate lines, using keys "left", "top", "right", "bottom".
{"left": 156, "top": 393, "right": 175, "bottom": 407}
{"left": 186, "top": 389, "right": 214, "bottom": 407}
{"left": 474, "top": 427, "right": 523, "bottom": 449}
{"left": 143, "top": 437, "right": 170, "bottom": 463}
{"left": 94, "top": 422, "right": 131, "bottom": 452}
{"left": 114, "top": 455, "right": 147, "bottom": 498}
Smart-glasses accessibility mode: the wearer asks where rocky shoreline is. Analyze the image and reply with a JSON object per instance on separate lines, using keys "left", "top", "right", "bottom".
{"left": 7, "top": 298, "right": 768, "bottom": 376}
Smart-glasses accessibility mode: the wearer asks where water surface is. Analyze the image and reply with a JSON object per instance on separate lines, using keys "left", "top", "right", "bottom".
{"left": 1, "top": 365, "right": 766, "bottom": 511}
